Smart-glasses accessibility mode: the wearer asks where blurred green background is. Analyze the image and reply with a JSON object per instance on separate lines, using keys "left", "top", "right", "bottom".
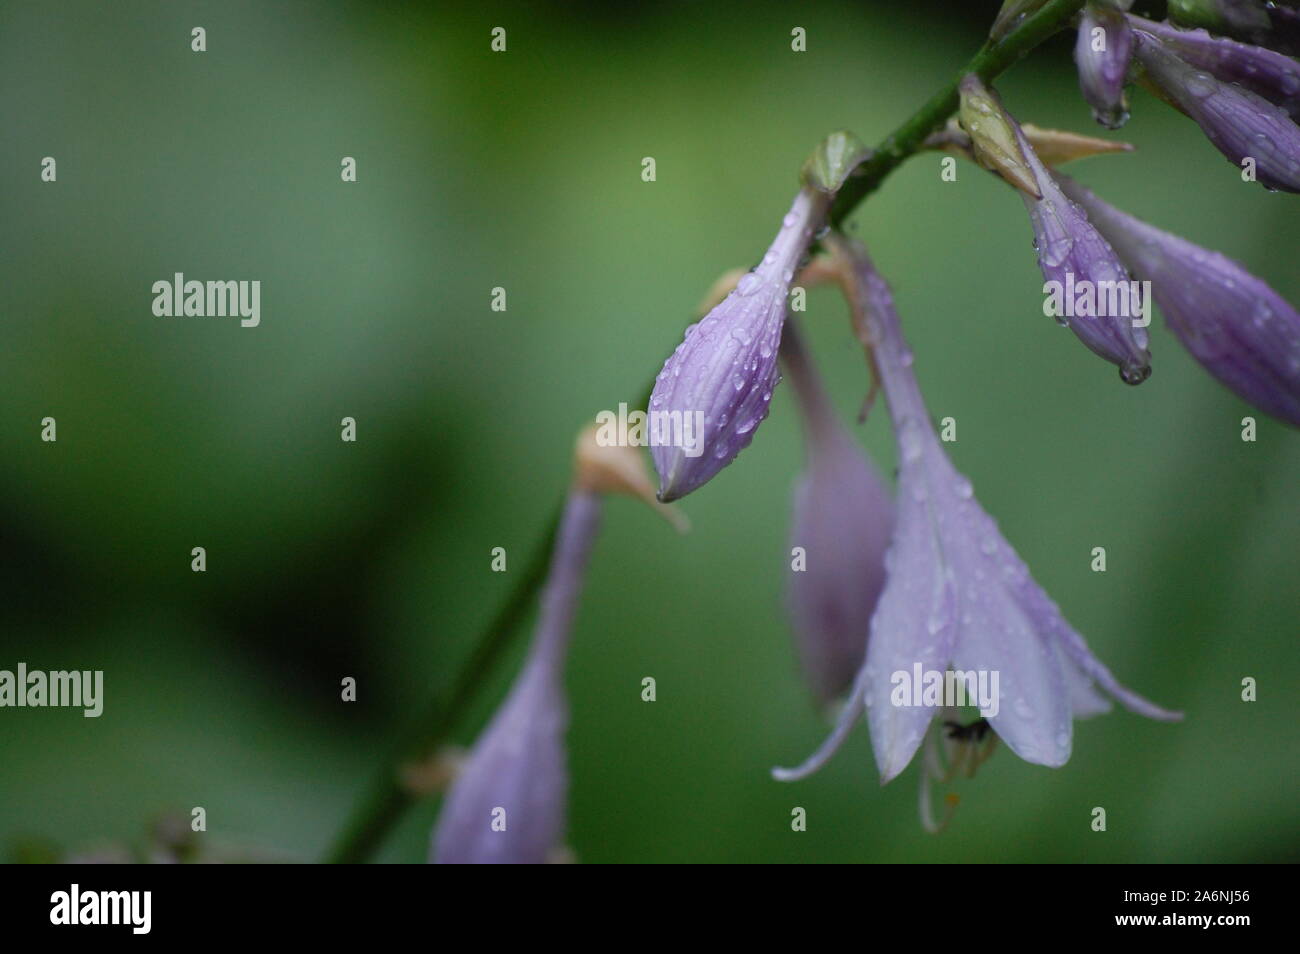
{"left": 1, "top": 0, "right": 1296, "bottom": 863}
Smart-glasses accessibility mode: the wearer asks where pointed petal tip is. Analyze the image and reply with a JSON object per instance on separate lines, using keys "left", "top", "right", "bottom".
{"left": 769, "top": 764, "right": 808, "bottom": 783}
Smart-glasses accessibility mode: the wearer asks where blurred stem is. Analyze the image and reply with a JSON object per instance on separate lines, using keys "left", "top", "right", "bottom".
{"left": 324, "top": 501, "right": 561, "bottom": 864}
{"left": 324, "top": 0, "right": 1083, "bottom": 864}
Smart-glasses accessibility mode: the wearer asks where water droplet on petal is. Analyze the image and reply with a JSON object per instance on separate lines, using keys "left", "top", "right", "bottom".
{"left": 898, "top": 418, "right": 925, "bottom": 463}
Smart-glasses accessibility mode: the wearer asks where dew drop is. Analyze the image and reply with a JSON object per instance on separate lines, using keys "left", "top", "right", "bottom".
{"left": 1185, "top": 72, "right": 1215, "bottom": 99}
{"left": 898, "top": 418, "right": 925, "bottom": 462}
{"left": 1119, "top": 361, "right": 1151, "bottom": 386}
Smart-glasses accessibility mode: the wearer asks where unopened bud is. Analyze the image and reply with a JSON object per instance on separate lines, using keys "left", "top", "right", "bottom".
{"left": 957, "top": 74, "right": 1042, "bottom": 198}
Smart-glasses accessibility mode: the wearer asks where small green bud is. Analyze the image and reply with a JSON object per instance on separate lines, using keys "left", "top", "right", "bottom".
{"left": 956, "top": 75, "right": 1042, "bottom": 199}
{"left": 800, "top": 130, "right": 870, "bottom": 195}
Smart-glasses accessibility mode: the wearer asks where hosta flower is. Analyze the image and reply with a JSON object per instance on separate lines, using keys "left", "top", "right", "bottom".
{"left": 774, "top": 236, "right": 1179, "bottom": 787}
{"left": 1128, "top": 15, "right": 1300, "bottom": 121}
{"left": 1076, "top": 3, "right": 1135, "bottom": 129}
{"left": 780, "top": 318, "right": 892, "bottom": 704}
{"left": 959, "top": 75, "right": 1152, "bottom": 383}
{"left": 1133, "top": 28, "right": 1300, "bottom": 192}
{"left": 431, "top": 490, "right": 601, "bottom": 864}
{"left": 1057, "top": 173, "right": 1300, "bottom": 425}
{"left": 649, "top": 187, "right": 831, "bottom": 502}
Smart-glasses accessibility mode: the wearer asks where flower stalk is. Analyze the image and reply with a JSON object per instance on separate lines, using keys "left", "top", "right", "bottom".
{"left": 325, "top": 0, "right": 1094, "bottom": 863}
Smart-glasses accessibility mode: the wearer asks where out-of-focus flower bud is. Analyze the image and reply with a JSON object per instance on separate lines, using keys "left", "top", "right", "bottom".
{"left": 430, "top": 491, "right": 600, "bottom": 864}
{"left": 1128, "top": 15, "right": 1300, "bottom": 121}
{"left": 1134, "top": 29, "right": 1300, "bottom": 192}
{"left": 1076, "top": 3, "right": 1136, "bottom": 128}
{"left": 780, "top": 318, "right": 892, "bottom": 705}
{"left": 1057, "top": 173, "right": 1300, "bottom": 425}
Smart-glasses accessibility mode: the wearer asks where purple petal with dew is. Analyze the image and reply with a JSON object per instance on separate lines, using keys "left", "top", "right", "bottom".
{"left": 1014, "top": 122, "right": 1152, "bottom": 383}
{"left": 650, "top": 188, "right": 830, "bottom": 502}
{"left": 1128, "top": 15, "right": 1300, "bottom": 121}
{"left": 1077, "top": 4, "right": 1135, "bottom": 129}
{"left": 1134, "top": 28, "right": 1300, "bottom": 192}
{"left": 1057, "top": 172, "right": 1300, "bottom": 426}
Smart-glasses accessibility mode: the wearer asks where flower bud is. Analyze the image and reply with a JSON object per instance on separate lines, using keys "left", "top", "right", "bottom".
{"left": 649, "top": 187, "right": 831, "bottom": 502}
{"left": 957, "top": 75, "right": 1042, "bottom": 198}
{"left": 926, "top": 117, "right": 1134, "bottom": 165}
{"left": 1075, "top": 3, "right": 1135, "bottom": 129}
{"left": 780, "top": 318, "right": 891, "bottom": 704}
{"left": 430, "top": 491, "right": 601, "bottom": 864}
{"left": 801, "top": 130, "right": 871, "bottom": 195}
{"left": 1135, "top": 29, "right": 1300, "bottom": 192}
{"left": 1128, "top": 15, "right": 1300, "bottom": 121}
{"left": 1057, "top": 173, "right": 1300, "bottom": 425}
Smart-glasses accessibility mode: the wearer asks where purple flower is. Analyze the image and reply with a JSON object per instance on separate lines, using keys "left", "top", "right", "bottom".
{"left": 650, "top": 187, "right": 831, "bottom": 502}
{"left": 780, "top": 317, "right": 892, "bottom": 704}
{"left": 430, "top": 491, "right": 601, "bottom": 864}
{"left": 1076, "top": 3, "right": 1136, "bottom": 129}
{"left": 1001, "top": 106, "right": 1154, "bottom": 381}
{"left": 1128, "top": 15, "right": 1300, "bottom": 121}
{"left": 774, "top": 237, "right": 1179, "bottom": 786}
{"left": 1056, "top": 173, "right": 1300, "bottom": 425}
{"left": 1133, "top": 28, "right": 1300, "bottom": 192}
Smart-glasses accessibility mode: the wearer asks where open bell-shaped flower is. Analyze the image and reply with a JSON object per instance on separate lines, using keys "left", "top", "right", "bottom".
{"left": 1056, "top": 173, "right": 1300, "bottom": 425}
{"left": 780, "top": 317, "right": 892, "bottom": 705}
{"left": 1076, "top": 2, "right": 1136, "bottom": 129}
{"left": 773, "top": 236, "right": 1180, "bottom": 788}
{"left": 1133, "top": 27, "right": 1300, "bottom": 192}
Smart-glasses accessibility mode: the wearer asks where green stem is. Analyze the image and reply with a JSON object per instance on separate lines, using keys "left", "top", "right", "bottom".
{"left": 323, "top": 0, "right": 1084, "bottom": 864}
{"left": 831, "top": 0, "right": 1086, "bottom": 226}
